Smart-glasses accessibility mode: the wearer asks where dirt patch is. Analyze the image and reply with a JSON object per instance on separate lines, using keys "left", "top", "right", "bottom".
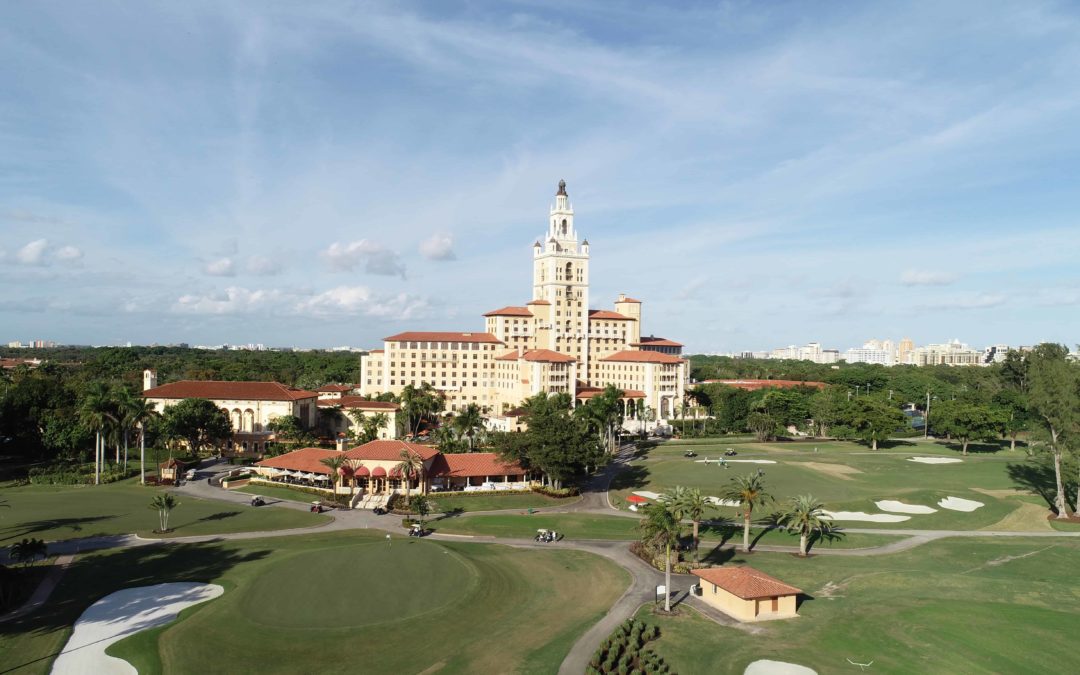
{"left": 981, "top": 502, "right": 1055, "bottom": 531}
{"left": 971, "top": 487, "right": 1033, "bottom": 499}
{"left": 794, "top": 462, "right": 863, "bottom": 481}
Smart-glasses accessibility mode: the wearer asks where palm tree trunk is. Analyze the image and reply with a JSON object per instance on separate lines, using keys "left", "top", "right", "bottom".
{"left": 1051, "top": 431, "right": 1068, "bottom": 519}
{"left": 742, "top": 513, "right": 751, "bottom": 552}
{"left": 140, "top": 426, "right": 146, "bottom": 485}
{"left": 95, "top": 432, "right": 101, "bottom": 485}
{"left": 124, "top": 431, "right": 129, "bottom": 471}
{"left": 800, "top": 532, "right": 808, "bottom": 557}
{"left": 664, "top": 542, "right": 672, "bottom": 612}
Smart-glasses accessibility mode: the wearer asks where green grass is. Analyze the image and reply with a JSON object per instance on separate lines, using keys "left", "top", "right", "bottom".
{"left": 433, "top": 513, "right": 643, "bottom": 539}
{"left": 0, "top": 531, "right": 628, "bottom": 674}
{"left": 428, "top": 491, "right": 580, "bottom": 513}
{"left": 235, "top": 482, "right": 324, "bottom": 504}
{"left": 635, "top": 536, "right": 1080, "bottom": 675}
{"left": 0, "top": 480, "right": 330, "bottom": 544}
{"left": 612, "top": 438, "right": 1051, "bottom": 531}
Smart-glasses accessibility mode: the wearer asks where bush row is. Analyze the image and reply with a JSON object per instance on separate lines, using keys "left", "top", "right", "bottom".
{"left": 27, "top": 463, "right": 137, "bottom": 485}
{"left": 628, "top": 541, "right": 704, "bottom": 575}
{"left": 247, "top": 478, "right": 347, "bottom": 506}
{"left": 587, "top": 618, "right": 672, "bottom": 675}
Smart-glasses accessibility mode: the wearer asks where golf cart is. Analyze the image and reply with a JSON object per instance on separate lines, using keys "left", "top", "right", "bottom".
{"left": 249, "top": 496, "right": 265, "bottom": 507}
{"left": 724, "top": 448, "right": 738, "bottom": 456}
{"left": 310, "top": 501, "right": 326, "bottom": 513}
{"left": 372, "top": 506, "right": 387, "bottom": 515}
{"left": 683, "top": 450, "right": 697, "bottom": 458}
{"left": 408, "top": 523, "right": 427, "bottom": 538}
{"left": 535, "top": 529, "right": 559, "bottom": 543}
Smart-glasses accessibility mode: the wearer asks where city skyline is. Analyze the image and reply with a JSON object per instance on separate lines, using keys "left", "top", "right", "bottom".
{"left": 3, "top": 2, "right": 1080, "bottom": 352}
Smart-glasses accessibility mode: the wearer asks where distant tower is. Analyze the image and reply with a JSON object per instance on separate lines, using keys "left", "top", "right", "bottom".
{"left": 143, "top": 369, "right": 158, "bottom": 391}
{"left": 533, "top": 179, "right": 590, "bottom": 372}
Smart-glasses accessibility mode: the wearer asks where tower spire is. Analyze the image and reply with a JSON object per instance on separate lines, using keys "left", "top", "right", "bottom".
{"left": 556, "top": 179, "right": 567, "bottom": 196}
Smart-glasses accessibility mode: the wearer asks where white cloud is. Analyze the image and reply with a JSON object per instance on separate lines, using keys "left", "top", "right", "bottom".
{"left": 901, "top": 269, "right": 958, "bottom": 286}
{"left": 173, "top": 285, "right": 429, "bottom": 321}
{"left": 173, "top": 287, "right": 283, "bottom": 315}
{"left": 16, "top": 239, "right": 49, "bottom": 265}
{"left": 246, "top": 255, "right": 283, "bottom": 276}
{"left": 419, "top": 233, "right": 456, "bottom": 261}
{"left": 322, "top": 240, "right": 407, "bottom": 279}
{"left": 204, "top": 257, "right": 236, "bottom": 277}
{"left": 54, "top": 245, "right": 83, "bottom": 261}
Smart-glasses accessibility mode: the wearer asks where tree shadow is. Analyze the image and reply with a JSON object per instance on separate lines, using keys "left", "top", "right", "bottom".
{"left": 699, "top": 546, "right": 738, "bottom": 566}
{"left": 0, "top": 516, "right": 116, "bottom": 545}
{"left": 609, "top": 465, "right": 650, "bottom": 491}
{"left": 1008, "top": 460, "right": 1077, "bottom": 513}
{"left": 943, "top": 441, "right": 1006, "bottom": 455}
{"left": 880, "top": 439, "right": 916, "bottom": 448}
{"left": 807, "top": 528, "right": 846, "bottom": 553}
{"left": 435, "top": 508, "right": 465, "bottom": 521}
{"left": 0, "top": 541, "right": 272, "bottom": 671}
{"left": 193, "top": 511, "right": 241, "bottom": 524}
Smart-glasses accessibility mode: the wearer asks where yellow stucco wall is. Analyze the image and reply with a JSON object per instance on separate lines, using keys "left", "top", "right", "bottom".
{"left": 698, "top": 581, "right": 798, "bottom": 621}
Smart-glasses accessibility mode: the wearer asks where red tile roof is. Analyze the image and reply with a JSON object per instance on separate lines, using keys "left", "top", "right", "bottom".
{"left": 344, "top": 439, "right": 440, "bottom": 461}
{"left": 496, "top": 351, "right": 520, "bottom": 361}
{"left": 383, "top": 331, "right": 503, "bottom": 344}
{"left": 429, "top": 452, "right": 525, "bottom": 478}
{"left": 526, "top": 299, "right": 551, "bottom": 305}
{"left": 588, "top": 310, "right": 633, "bottom": 321}
{"left": 692, "top": 567, "right": 802, "bottom": 600}
{"left": 369, "top": 349, "right": 384, "bottom": 354}
{"left": 316, "top": 396, "right": 400, "bottom": 411}
{"left": 483, "top": 306, "right": 534, "bottom": 317}
{"left": 317, "top": 384, "right": 353, "bottom": 392}
{"left": 616, "top": 296, "right": 642, "bottom": 303}
{"left": 632, "top": 336, "right": 684, "bottom": 347}
{"left": 256, "top": 447, "right": 341, "bottom": 474}
{"left": 600, "top": 350, "right": 684, "bottom": 364}
{"left": 143, "top": 380, "right": 318, "bottom": 401}
{"left": 576, "top": 388, "right": 645, "bottom": 399}
{"left": 521, "top": 349, "right": 576, "bottom": 363}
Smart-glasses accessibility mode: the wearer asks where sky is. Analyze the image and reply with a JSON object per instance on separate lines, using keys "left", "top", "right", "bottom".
{"left": 2, "top": 1, "right": 1080, "bottom": 354}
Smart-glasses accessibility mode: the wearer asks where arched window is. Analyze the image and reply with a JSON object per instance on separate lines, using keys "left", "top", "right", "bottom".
{"left": 561, "top": 219, "right": 568, "bottom": 235}
{"left": 565, "top": 262, "right": 572, "bottom": 282}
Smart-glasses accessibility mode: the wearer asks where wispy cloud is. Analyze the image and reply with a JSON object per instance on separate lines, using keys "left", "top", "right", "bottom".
{"left": 419, "top": 233, "right": 456, "bottom": 261}
{"left": 322, "top": 240, "right": 407, "bottom": 279}
{"left": 203, "top": 258, "right": 236, "bottom": 277}
{"left": 901, "top": 269, "right": 958, "bottom": 286}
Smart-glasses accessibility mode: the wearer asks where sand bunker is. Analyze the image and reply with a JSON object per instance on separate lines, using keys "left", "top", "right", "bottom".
{"left": 938, "top": 496, "right": 984, "bottom": 512}
{"left": 706, "top": 497, "right": 742, "bottom": 508}
{"left": 798, "top": 462, "right": 863, "bottom": 480}
{"left": 822, "top": 510, "right": 910, "bottom": 523}
{"left": 744, "top": 660, "right": 818, "bottom": 675}
{"left": 695, "top": 459, "right": 777, "bottom": 464}
{"left": 908, "top": 457, "right": 962, "bottom": 464}
{"left": 875, "top": 500, "right": 937, "bottom": 514}
{"left": 51, "top": 582, "right": 223, "bottom": 675}
{"left": 632, "top": 491, "right": 662, "bottom": 500}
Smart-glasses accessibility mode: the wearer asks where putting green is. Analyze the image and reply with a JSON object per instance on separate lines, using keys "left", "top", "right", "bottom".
{"left": 241, "top": 541, "right": 476, "bottom": 628}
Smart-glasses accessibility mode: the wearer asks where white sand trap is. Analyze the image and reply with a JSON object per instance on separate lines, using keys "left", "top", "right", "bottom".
{"left": 51, "top": 582, "right": 223, "bottom": 675}
{"left": 938, "top": 496, "right": 985, "bottom": 512}
{"left": 706, "top": 496, "right": 742, "bottom": 507}
{"left": 632, "top": 491, "right": 662, "bottom": 500}
{"left": 875, "top": 500, "right": 937, "bottom": 514}
{"left": 822, "top": 510, "right": 910, "bottom": 523}
{"left": 908, "top": 456, "right": 962, "bottom": 464}
{"left": 745, "top": 660, "right": 817, "bottom": 675}
{"left": 695, "top": 459, "right": 777, "bottom": 464}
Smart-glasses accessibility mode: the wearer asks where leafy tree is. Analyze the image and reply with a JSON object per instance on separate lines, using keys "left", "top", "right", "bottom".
{"left": 453, "top": 403, "right": 486, "bottom": 450}
{"left": 639, "top": 501, "right": 681, "bottom": 612}
{"left": 267, "top": 415, "right": 311, "bottom": 449}
{"left": 161, "top": 398, "right": 232, "bottom": 456}
{"left": 520, "top": 393, "right": 602, "bottom": 487}
{"left": 721, "top": 473, "right": 770, "bottom": 553}
{"left": 400, "top": 382, "right": 445, "bottom": 436}
{"left": 9, "top": 538, "right": 47, "bottom": 567}
{"left": 409, "top": 495, "right": 431, "bottom": 530}
{"left": 393, "top": 448, "right": 425, "bottom": 498}
{"left": 840, "top": 397, "right": 906, "bottom": 450}
{"left": 1026, "top": 344, "right": 1080, "bottom": 518}
{"left": 149, "top": 493, "right": 179, "bottom": 532}
{"left": 932, "top": 400, "right": 1003, "bottom": 455}
{"left": 808, "top": 387, "right": 847, "bottom": 437}
{"left": 746, "top": 411, "right": 778, "bottom": 442}
{"left": 775, "top": 495, "right": 837, "bottom": 557}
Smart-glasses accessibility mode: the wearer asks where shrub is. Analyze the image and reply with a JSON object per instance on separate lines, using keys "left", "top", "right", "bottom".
{"left": 531, "top": 484, "right": 580, "bottom": 498}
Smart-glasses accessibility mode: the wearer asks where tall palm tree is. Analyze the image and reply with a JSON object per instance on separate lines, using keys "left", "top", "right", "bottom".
{"left": 114, "top": 388, "right": 138, "bottom": 471}
{"left": 320, "top": 454, "right": 347, "bottom": 494}
{"left": 79, "top": 383, "right": 117, "bottom": 485}
{"left": 393, "top": 448, "right": 425, "bottom": 497}
{"left": 721, "top": 473, "right": 771, "bottom": 553}
{"left": 640, "top": 501, "right": 682, "bottom": 612}
{"left": 670, "top": 487, "right": 711, "bottom": 558}
{"left": 149, "top": 493, "right": 179, "bottom": 532}
{"left": 453, "top": 404, "right": 485, "bottom": 450}
{"left": 776, "top": 495, "right": 836, "bottom": 557}
{"left": 125, "top": 398, "right": 160, "bottom": 485}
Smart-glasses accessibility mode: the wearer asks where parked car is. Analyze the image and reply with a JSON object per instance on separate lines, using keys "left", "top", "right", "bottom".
{"left": 185, "top": 469, "right": 197, "bottom": 481}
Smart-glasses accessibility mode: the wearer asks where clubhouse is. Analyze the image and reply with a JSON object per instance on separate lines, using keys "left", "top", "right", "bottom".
{"left": 254, "top": 440, "right": 530, "bottom": 505}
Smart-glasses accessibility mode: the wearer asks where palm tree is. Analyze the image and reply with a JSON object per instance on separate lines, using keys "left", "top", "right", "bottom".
{"left": 640, "top": 501, "right": 682, "bottom": 612}
{"left": 671, "top": 487, "right": 711, "bottom": 558}
{"left": 9, "top": 538, "right": 47, "bottom": 567}
{"left": 393, "top": 448, "right": 425, "bottom": 497}
{"left": 114, "top": 387, "right": 139, "bottom": 471}
{"left": 453, "top": 404, "right": 485, "bottom": 450}
{"left": 776, "top": 495, "right": 837, "bottom": 557}
{"left": 80, "top": 383, "right": 117, "bottom": 485}
{"left": 721, "top": 473, "right": 771, "bottom": 553}
{"left": 320, "top": 454, "right": 347, "bottom": 494}
{"left": 149, "top": 493, "right": 179, "bottom": 532}
{"left": 340, "top": 460, "right": 358, "bottom": 497}
{"left": 125, "top": 397, "right": 159, "bottom": 485}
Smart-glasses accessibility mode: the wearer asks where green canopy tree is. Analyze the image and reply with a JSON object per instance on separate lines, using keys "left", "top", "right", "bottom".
{"left": 161, "top": 398, "right": 232, "bottom": 456}
{"left": 400, "top": 383, "right": 445, "bottom": 436}
{"left": 721, "top": 473, "right": 771, "bottom": 553}
{"left": 842, "top": 398, "right": 906, "bottom": 451}
{"left": 746, "top": 411, "right": 778, "bottom": 442}
{"left": 932, "top": 400, "right": 1003, "bottom": 455}
{"left": 1026, "top": 344, "right": 1080, "bottom": 518}
{"left": 775, "top": 494, "right": 838, "bottom": 556}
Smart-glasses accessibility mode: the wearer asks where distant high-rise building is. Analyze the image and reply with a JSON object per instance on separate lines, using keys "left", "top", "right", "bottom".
{"left": 910, "top": 340, "right": 983, "bottom": 366}
{"left": 897, "top": 337, "right": 915, "bottom": 364}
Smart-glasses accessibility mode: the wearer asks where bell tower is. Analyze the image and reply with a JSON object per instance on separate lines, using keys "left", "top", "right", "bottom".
{"left": 532, "top": 179, "right": 590, "bottom": 373}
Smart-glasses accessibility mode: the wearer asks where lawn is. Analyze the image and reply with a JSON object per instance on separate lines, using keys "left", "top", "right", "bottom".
{"left": 611, "top": 438, "right": 1059, "bottom": 531}
{"left": 0, "top": 481, "right": 329, "bottom": 544}
{"left": 427, "top": 491, "right": 580, "bottom": 513}
{"left": 433, "top": 513, "right": 643, "bottom": 540}
{"left": 635, "top": 536, "right": 1080, "bottom": 674}
{"left": 0, "top": 531, "right": 628, "bottom": 674}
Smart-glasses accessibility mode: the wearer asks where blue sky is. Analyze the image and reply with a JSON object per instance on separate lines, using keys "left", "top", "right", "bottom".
{"left": 2, "top": 1, "right": 1079, "bottom": 353}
